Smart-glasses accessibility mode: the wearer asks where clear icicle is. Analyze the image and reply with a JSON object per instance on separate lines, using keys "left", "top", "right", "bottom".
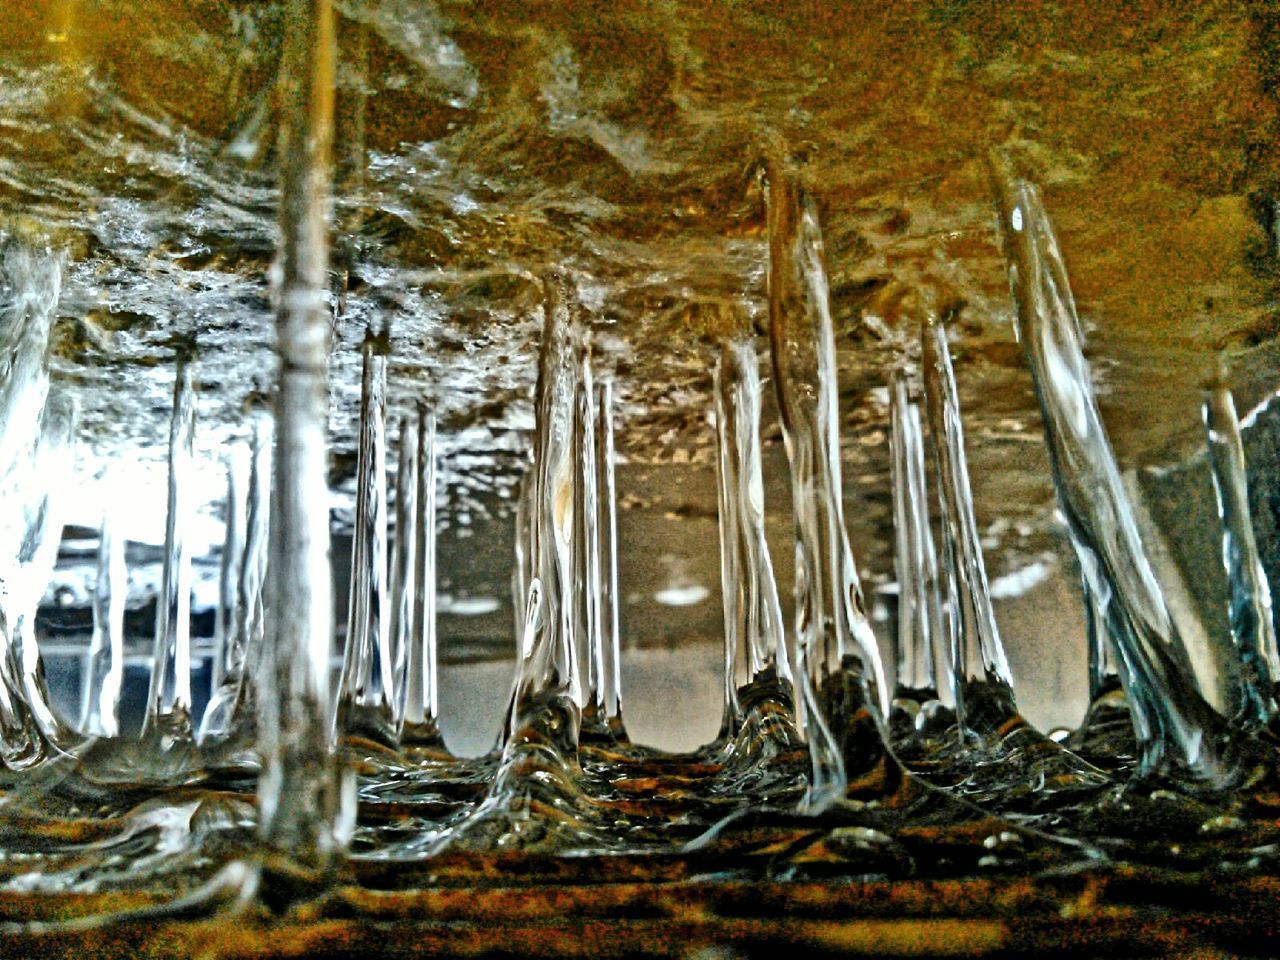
{"left": 765, "top": 159, "right": 883, "bottom": 787}
{"left": 888, "top": 369, "right": 951, "bottom": 745}
{"left": 716, "top": 338, "right": 793, "bottom": 686}
{"left": 1203, "top": 383, "right": 1279, "bottom": 731}
{"left": 1082, "top": 571, "right": 1122, "bottom": 705}
{"left": 389, "top": 413, "right": 418, "bottom": 730}
{"left": 890, "top": 371, "right": 941, "bottom": 701}
{"left": 142, "top": 359, "right": 196, "bottom": 743}
{"left": 508, "top": 274, "right": 582, "bottom": 731}
{"left": 431, "top": 275, "right": 597, "bottom": 856}
{"left": 0, "top": 241, "right": 66, "bottom": 765}
{"left": 258, "top": 0, "right": 349, "bottom": 868}
{"left": 712, "top": 371, "right": 743, "bottom": 743}
{"left": 716, "top": 334, "right": 833, "bottom": 808}
{"left": 511, "top": 469, "right": 533, "bottom": 650}
{"left": 573, "top": 352, "right": 610, "bottom": 741}
{"left": 200, "top": 413, "right": 271, "bottom": 747}
{"left": 81, "top": 512, "right": 125, "bottom": 739}
{"left": 995, "top": 175, "right": 1237, "bottom": 786}
{"left": 921, "top": 319, "right": 1018, "bottom": 731}
{"left": 401, "top": 405, "right": 444, "bottom": 750}
{"left": 211, "top": 453, "right": 247, "bottom": 701}
{"left": 594, "top": 378, "right": 627, "bottom": 740}
{"left": 334, "top": 337, "right": 397, "bottom": 750}
{"left": 2, "top": 392, "right": 80, "bottom": 760}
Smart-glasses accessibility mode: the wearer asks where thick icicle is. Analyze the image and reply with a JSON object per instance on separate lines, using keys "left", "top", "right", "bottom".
{"left": 401, "top": 405, "right": 444, "bottom": 751}
{"left": 434, "top": 274, "right": 592, "bottom": 854}
{"left": 0, "top": 241, "right": 68, "bottom": 766}
{"left": 715, "top": 335, "right": 832, "bottom": 809}
{"left": 920, "top": 320, "right": 1018, "bottom": 731}
{"left": 81, "top": 513, "right": 125, "bottom": 739}
{"left": 333, "top": 336, "right": 397, "bottom": 751}
{"left": 1, "top": 392, "right": 81, "bottom": 761}
{"left": 888, "top": 369, "right": 951, "bottom": 743}
{"left": 388, "top": 414, "right": 418, "bottom": 731}
{"left": 764, "top": 159, "right": 884, "bottom": 784}
{"left": 593, "top": 379, "right": 627, "bottom": 742}
{"left": 141, "top": 360, "right": 196, "bottom": 744}
{"left": 258, "top": 0, "right": 349, "bottom": 869}
{"left": 508, "top": 275, "right": 582, "bottom": 730}
{"left": 918, "top": 314, "right": 1108, "bottom": 811}
{"left": 1203, "top": 383, "right": 1279, "bottom": 731}
{"left": 995, "top": 176, "right": 1242, "bottom": 788}
{"left": 199, "top": 412, "right": 271, "bottom": 748}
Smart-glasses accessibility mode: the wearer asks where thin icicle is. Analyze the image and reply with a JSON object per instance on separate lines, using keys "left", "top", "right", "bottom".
{"left": 81, "top": 512, "right": 125, "bottom": 738}
{"left": 402, "top": 405, "right": 443, "bottom": 749}
{"left": 889, "top": 369, "right": 947, "bottom": 714}
{"left": 334, "top": 337, "right": 396, "bottom": 749}
{"left": 1203, "top": 383, "right": 1279, "bottom": 731}
{"left": 212, "top": 452, "right": 247, "bottom": 699}
{"left": 258, "top": 0, "right": 348, "bottom": 868}
{"left": 896, "top": 368, "right": 957, "bottom": 752}
{"left": 921, "top": 318, "right": 1017, "bottom": 730}
{"left": 389, "top": 413, "right": 419, "bottom": 730}
{"left": 712, "top": 371, "right": 743, "bottom": 743}
{"left": 718, "top": 338, "right": 792, "bottom": 686}
{"left": 200, "top": 413, "right": 271, "bottom": 747}
{"left": 996, "top": 174, "right": 1235, "bottom": 786}
{"left": 511, "top": 469, "right": 533, "bottom": 651}
{"left": 573, "top": 351, "right": 610, "bottom": 740}
{"left": 594, "top": 378, "right": 626, "bottom": 740}
{"left": 142, "top": 360, "right": 196, "bottom": 742}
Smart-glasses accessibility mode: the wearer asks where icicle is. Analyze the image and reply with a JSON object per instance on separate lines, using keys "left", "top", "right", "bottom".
{"left": 712, "top": 368, "right": 743, "bottom": 743}
{"left": 593, "top": 378, "right": 627, "bottom": 741}
{"left": 388, "top": 413, "right": 418, "bottom": 730}
{"left": 3, "top": 392, "right": 81, "bottom": 758}
{"left": 717, "top": 338, "right": 792, "bottom": 685}
{"left": 1203, "top": 383, "right": 1279, "bottom": 731}
{"left": 258, "top": 0, "right": 349, "bottom": 868}
{"left": 433, "top": 277, "right": 589, "bottom": 855}
{"left": 81, "top": 512, "right": 125, "bottom": 739}
{"left": 1081, "top": 568, "right": 1121, "bottom": 705}
{"left": 511, "top": 469, "right": 533, "bottom": 652}
{"left": 507, "top": 274, "right": 582, "bottom": 733}
{"left": 717, "top": 334, "right": 838, "bottom": 809}
{"left": 211, "top": 454, "right": 247, "bottom": 701}
{"left": 199, "top": 413, "right": 271, "bottom": 747}
{"left": 141, "top": 359, "right": 196, "bottom": 743}
{"left": 333, "top": 336, "right": 396, "bottom": 750}
{"left": 995, "top": 175, "right": 1236, "bottom": 787}
{"left": 764, "top": 159, "right": 882, "bottom": 791}
{"left": 889, "top": 368, "right": 952, "bottom": 745}
{"left": 0, "top": 241, "right": 65, "bottom": 766}
{"left": 401, "top": 405, "right": 444, "bottom": 750}
{"left": 921, "top": 319, "right": 1018, "bottom": 731}
{"left": 573, "top": 351, "right": 611, "bottom": 741}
